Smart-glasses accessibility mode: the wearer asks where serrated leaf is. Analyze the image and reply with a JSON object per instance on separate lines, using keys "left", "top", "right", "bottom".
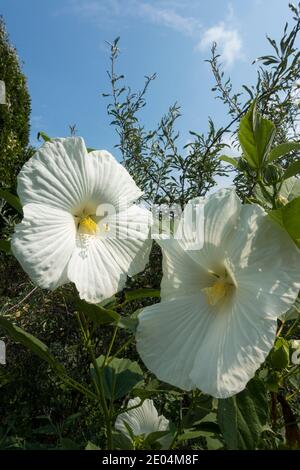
{"left": 217, "top": 378, "right": 268, "bottom": 449}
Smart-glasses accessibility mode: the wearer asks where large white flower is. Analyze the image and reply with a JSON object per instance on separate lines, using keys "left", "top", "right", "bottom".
{"left": 12, "top": 137, "right": 152, "bottom": 303}
{"left": 136, "top": 189, "right": 300, "bottom": 398}
{"left": 115, "top": 398, "right": 169, "bottom": 439}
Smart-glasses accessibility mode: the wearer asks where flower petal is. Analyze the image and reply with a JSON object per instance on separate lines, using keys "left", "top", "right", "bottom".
{"left": 87, "top": 150, "right": 143, "bottom": 211}
{"left": 136, "top": 294, "right": 213, "bottom": 391}
{"left": 115, "top": 398, "right": 169, "bottom": 438}
{"left": 158, "top": 239, "right": 211, "bottom": 301}
{"left": 17, "top": 137, "right": 89, "bottom": 211}
{"left": 11, "top": 203, "right": 76, "bottom": 289}
{"left": 190, "top": 293, "right": 277, "bottom": 398}
{"left": 67, "top": 205, "right": 152, "bottom": 303}
{"left": 226, "top": 204, "right": 300, "bottom": 319}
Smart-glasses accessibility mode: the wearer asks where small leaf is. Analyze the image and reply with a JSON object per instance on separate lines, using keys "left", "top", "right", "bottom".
{"left": 0, "top": 189, "right": 22, "bottom": 214}
{"left": 74, "top": 299, "right": 120, "bottom": 325}
{"left": 219, "top": 155, "right": 239, "bottom": 168}
{"left": 269, "top": 337, "right": 290, "bottom": 370}
{"left": 269, "top": 142, "right": 300, "bottom": 162}
{"left": 90, "top": 356, "right": 143, "bottom": 400}
{"left": 37, "top": 131, "right": 51, "bottom": 142}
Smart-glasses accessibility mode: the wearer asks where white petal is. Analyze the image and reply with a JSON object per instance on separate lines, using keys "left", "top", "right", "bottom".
{"left": 115, "top": 398, "right": 169, "bottom": 438}
{"left": 178, "top": 188, "right": 241, "bottom": 270}
{"left": 226, "top": 204, "right": 300, "bottom": 319}
{"left": 17, "top": 137, "right": 89, "bottom": 211}
{"left": 136, "top": 294, "right": 213, "bottom": 391}
{"left": 190, "top": 293, "right": 277, "bottom": 398}
{"left": 67, "top": 205, "right": 152, "bottom": 303}
{"left": 87, "top": 150, "right": 143, "bottom": 211}
{"left": 158, "top": 239, "right": 211, "bottom": 301}
{"left": 12, "top": 203, "right": 76, "bottom": 289}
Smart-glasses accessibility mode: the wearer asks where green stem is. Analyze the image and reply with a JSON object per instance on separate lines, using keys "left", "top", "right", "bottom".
{"left": 75, "top": 311, "right": 113, "bottom": 449}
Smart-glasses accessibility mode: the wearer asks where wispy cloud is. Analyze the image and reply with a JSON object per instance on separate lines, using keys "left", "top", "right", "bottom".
{"left": 197, "top": 23, "right": 242, "bottom": 68}
{"left": 68, "top": 0, "right": 243, "bottom": 66}
{"left": 137, "top": 3, "right": 201, "bottom": 36}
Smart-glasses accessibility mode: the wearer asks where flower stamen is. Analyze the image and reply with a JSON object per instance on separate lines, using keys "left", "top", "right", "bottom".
{"left": 78, "top": 216, "right": 98, "bottom": 235}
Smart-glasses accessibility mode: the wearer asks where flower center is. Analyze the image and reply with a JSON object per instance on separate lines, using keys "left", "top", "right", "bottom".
{"left": 78, "top": 216, "right": 98, "bottom": 235}
{"left": 202, "top": 270, "right": 235, "bottom": 306}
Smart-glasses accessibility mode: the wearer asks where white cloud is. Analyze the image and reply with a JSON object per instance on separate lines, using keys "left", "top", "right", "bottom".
{"left": 138, "top": 3, "right": 201, "bottom": 36}
{"left": 197, "top": 22, "right": 243, "bottom": 68}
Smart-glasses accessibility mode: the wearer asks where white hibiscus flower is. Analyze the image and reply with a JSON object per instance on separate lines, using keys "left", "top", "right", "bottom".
{"left": 136, "top": 189, "right": 300, "bottom": 398}
{"left": 12, "top": 137, "right": 152, "bottom": 303}
{"left": 115, "top": 398, "right": 169, "bottom": 440}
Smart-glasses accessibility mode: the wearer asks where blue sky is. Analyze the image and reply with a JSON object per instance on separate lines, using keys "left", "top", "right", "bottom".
{"left": 1, "top": 0, "right": 294, "bottom": 159}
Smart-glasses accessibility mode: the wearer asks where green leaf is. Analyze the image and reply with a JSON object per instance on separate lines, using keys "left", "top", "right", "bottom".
{"left": 85, "top": 441, "right": 101, "bottom": 450}
{"left": 176, "top": 430, "right": 212, "bottom": 443}
{"left": 0, "top": 189, "right": 22, "bottom": 214}
{"left": 219, "top": 155, "right": 239, "bottom": 168}
{"left": 144, "top": 430, "right": 170, "bottom": 446}
{"left": 183, "top": 395, "right": 213, "bottom": 428}
{"left": 281, "top": 196, "right": 300, "bottom": 246}
{"left": 269, "top": 337, "right": 290, "bottom": 370}
{"left": 37, "top": 131, "right": 51, "bottom": 142}
{"left": 217, "top": 378, "right": 268, "bottom": 449}
{"left": 279, "top": 177, "right": 300, "bottom": 202}
{"left": 0, "top": 240, "right": 11, "bottom": 254}
{"left": 124, "top": 289, "right": 160, "bottom": 302}
{"left": 74, "top": 299, "right": 120, "bottom": 325}
{"left": 112, "top": 431, "right": 133, "bottom": 450}
{"left": 238, "top": 101, "right": 276, "bottom": 169}
{"left": 283, "top": 159, "right": 300, "bottom": 180}
{"left": 0, "top": 317, "right": 65, "bottom": 375}
{"left": 60, "top": 438, "right": 81, "bottom": 450}
{"left": 269, "top": 142, "right": 300, "bottom": 162}
{"left": 90, "top": 356, "right": 143, "bottom": 400}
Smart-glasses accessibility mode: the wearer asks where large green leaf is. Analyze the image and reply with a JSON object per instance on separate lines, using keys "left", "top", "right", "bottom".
{"left": 90, "top": 356, "right": 143, "bottom": 400}
{"left": 74, "top": 299, "right": 120, "bottom": 325}
{"left": 269, "top": 142, "right": 300, "bottom": 162}
{"left": 283, "top": 160, "right": 300, "bottom": 180}
{"left": 0, "top": 189, "right": 22, "bottom": 214}
{"left": 0, "top": 317, "right": 65, "bottom": 375}
{"left": 217, "top": 378, "right": 268, "bottom": 449}
{"left": 238, "top": 102, "right": 276, "bottom": 169}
